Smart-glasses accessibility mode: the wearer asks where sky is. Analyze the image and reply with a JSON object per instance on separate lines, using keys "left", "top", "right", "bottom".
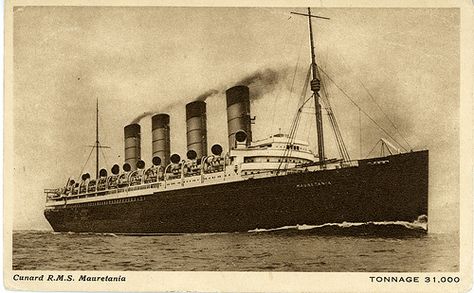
{"left": 11, "top": 7, "right": 460, "bottom": 232}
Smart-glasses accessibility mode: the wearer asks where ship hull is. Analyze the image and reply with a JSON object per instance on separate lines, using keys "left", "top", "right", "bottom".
{"left": 44, "top": 151, "right": 428, "bottom": 233}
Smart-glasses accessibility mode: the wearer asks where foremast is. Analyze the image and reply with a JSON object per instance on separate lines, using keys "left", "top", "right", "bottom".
{"left": 92, "top": 97, "right": 110, "bottom": 179}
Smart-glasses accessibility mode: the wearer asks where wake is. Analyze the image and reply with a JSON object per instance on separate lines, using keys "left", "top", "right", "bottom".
{"left": 248, "top": 216, "right": 428, "bottom": 237}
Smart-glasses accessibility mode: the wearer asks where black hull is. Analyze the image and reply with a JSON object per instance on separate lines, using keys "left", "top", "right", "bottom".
{"left": 44, "top": 151, "right": 428, "bottom": 233}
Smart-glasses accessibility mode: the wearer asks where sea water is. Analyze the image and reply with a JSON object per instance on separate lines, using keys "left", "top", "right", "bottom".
{"left": 12, "top": 222, "right": 458, "bottom": 271}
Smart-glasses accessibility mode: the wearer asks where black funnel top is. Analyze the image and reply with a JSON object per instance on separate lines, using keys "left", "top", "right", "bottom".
{"left": 226, "top": 85, "right": 249, "bottom": 107}
{"left": 152, "top": 114, "right": 170, "bottom": 130}
{"left": 186, "top": 101, "right": 207, "bottom": 120}
{"left": 124, "top": 124, "right": 141, "bottom": 138}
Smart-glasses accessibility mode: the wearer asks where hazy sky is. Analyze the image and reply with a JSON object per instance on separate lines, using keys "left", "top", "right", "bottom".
{"left": 12, "top": 7, "right": 459, "bottom": 232}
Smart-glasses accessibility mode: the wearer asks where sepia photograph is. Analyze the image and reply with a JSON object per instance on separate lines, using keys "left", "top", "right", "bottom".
{"left": 4, "top": 1, "right": 472, "bottom": 292}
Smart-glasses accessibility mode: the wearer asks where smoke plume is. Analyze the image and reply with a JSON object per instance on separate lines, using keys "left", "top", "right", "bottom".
{"left": 129, "top": 67, "right": 289, "bottom": 123}
{"left": 196, "top": 89, "right": 219, "bottom": 102}
{"left": 236, "top": 67, "right": 289, "bottom": 100}
{"left": 129, "top": 90, "right": 219, "bottom": 123}
{"left": 130, "top": 111, "right": 154, "bottom": 124}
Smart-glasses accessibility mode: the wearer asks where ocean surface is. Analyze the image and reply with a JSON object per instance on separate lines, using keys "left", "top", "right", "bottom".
{"left": 13, "top": 222, "right": 459, "bottom": 272}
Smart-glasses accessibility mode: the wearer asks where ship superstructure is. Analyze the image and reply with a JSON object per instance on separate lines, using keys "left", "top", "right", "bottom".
{"left": 44, "top": 84, "right": 335, "bottom": 207}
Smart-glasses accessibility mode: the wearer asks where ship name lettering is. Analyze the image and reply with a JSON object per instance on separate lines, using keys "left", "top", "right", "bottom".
{"left": 78, "top": 275, "right": 126, "bottom": 282}
{"left": 367, "top": 160, "right": 390, "bottom": 165}
{"left": 296, "top": 181, "right": 331, "bottom": 188}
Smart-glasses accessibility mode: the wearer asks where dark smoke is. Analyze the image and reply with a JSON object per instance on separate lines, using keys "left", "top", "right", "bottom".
{"left": 236, "top": 67, "right": 289, "bottom": 100}
{"left": 130, "top": 111, "right": 154, "bottom": 124}
{"left": 129, "top": 67, "right": 288, "bottom": 123}
{"left": 195, "top": 89, "right": 219, "bottom": 102}
{"left": 129, "top": 90, "right": 219, "bottom": 123}
{"left": 238, "top": 68, "right": 279, "bottom": 86}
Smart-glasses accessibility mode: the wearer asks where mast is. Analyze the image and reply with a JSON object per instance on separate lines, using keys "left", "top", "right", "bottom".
{"left": 90, "top": 97, "right": 110, "bottom": 179}
{"left": 291, "top": 8, "right": 328, "bottom": 166}
{"left": 96, "top": 97, "right": 99, "bottom": 179}
{"left": 307, "top": 7, "right": 325, "bottom": 166}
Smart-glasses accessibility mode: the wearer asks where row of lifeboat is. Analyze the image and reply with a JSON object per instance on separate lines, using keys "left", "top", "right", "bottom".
{"left": 61, "top": 144, "right": 226, "bottom": 196}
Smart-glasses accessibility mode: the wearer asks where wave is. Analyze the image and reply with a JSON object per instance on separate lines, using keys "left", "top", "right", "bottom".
{"left": 248, "top": 217, "right": 428, "bottom": 237}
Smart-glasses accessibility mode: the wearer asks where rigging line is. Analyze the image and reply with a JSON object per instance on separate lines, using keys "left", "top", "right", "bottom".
{"left": 336, "top": 113, "right": 351, "bottom": 160}
{"left": 277, "top": 65, "right": 312, "bottom": 173}
{"left": 301, "top": 111, "right": 314, "bottom": 141}
{"left": 277, "top": 104, "right": 304, "bottom": 172}
{"left": 327, "top": 113, "right": 347, "bottom": 160}
{"left": 287, "top": 111, "right": 304, "bottom": 168}
{"left": 284, "top": 59, "right": 302, "bottom": 127}
{"left": 319, "top": 71, "right": 351, "bottom": 162}
{"left": 284, "top": 71, "right": 311, "bottom": 157}
{"left": 99, "top": 144, "right": 110, "bottom": 170}
{"left": 326, "top": 108, "right": 348, "bottom": 161}
{"left": 283, "top": 67, "right": 310, "bottom": 148}
{"left": 323, "top": 108, "right": 341, "bottom": 158}
{"left": 283, "top": 65, "right": 311, "bottom": 140}
{"left": 357, "top": 80, "right": 413, "bottom": 150}
{"left": 335, "top": 51, "right": 412, "bottom": 151}
{"left": 299, "top": 98, "right": 310, "bottom": 136}
{"left": 321, "top": 84, "right": 343, "bottom": 157}
{"left": 293, "top": 94, "right": 316, "bottom": 161}
{"left": 269, "top": 19, "right": 295, "bottom": 129}
{"left": 278, "top": 29, "right": 307, "bottom": 131}
{"left": 282, "top": 109, "right": 301, "bottom": 165}
{"left": 297, "top": 65, "right": 313, "bottom": 109}
{"left": 97, "top": 114, "right": 108, "bottom": 157}
{"left": 300, "top": 96, "right": 314, "bottom": 110}
{"left": 365, "top": 140, "right": 381, "bottom": 159}
{"left": 319, "top": 89, "right": 338, "bottom": 147}
{"left": 78, "top": 146, "right": 95, "bottom": 180}
{"left": 317, "top": 66, "right": 408, "bottom": 152}
{"left": 284, "top": 63, "right": 310, "bottom": 137}
{"left": 306, "top": 114, "right": 313, "bottom": 143}
{"left": 320, "top": 76, "right": 341, "bottom": 154}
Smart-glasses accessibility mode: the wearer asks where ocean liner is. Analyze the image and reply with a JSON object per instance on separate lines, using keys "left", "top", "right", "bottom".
{"left": 44, "top": 8, "right": 429, "bottom": 233}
